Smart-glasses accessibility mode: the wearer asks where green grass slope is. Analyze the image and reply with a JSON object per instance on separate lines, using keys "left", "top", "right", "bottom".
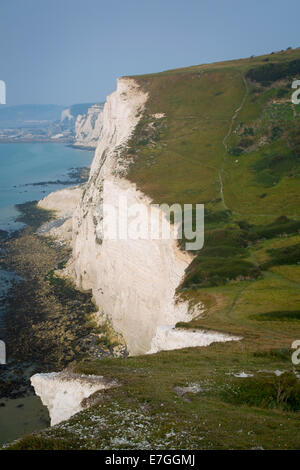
{"left": 125, "top": 47, "right": 300, "bottom": 345}
{"left": 127, "top": 47, "right": 300, "bottom": 215}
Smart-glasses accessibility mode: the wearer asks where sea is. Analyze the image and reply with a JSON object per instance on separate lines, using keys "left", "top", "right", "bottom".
{"left": 0, "top": 142, "right": 93, "bottom": 445}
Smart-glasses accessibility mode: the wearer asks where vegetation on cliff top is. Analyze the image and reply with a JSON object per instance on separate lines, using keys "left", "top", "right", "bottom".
{"left": 9, "top": 343, "right": 300, "bottom": 450}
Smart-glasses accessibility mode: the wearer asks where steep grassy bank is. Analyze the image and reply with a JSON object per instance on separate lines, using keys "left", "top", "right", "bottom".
{"left": 125, "top": 47, "right": 300, "bottom": 340}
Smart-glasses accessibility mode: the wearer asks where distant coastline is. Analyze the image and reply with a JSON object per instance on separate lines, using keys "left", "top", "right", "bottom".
{"left": 0, "top": 138, "right": 73, "bottom": 144}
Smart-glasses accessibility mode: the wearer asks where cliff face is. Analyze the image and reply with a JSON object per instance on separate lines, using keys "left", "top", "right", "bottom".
{"left": 74, "top": 104, "right": 104, "bottom": 148}
{"left": 31, "top": 372, "right": 117, "bottom": 426}
{"left": 71, "top": 78, "right": 197, "bottom": 355}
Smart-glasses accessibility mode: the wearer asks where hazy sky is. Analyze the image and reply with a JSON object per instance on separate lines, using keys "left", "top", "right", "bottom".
{"left": 1, "top": 0, "right": 299, "bottom": 105}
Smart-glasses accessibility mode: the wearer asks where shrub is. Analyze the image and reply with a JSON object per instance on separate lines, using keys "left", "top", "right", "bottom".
{"left": 243, "top": 127, "right": 254, "bottom": 136}
{"left": 200, "top": 245, "right": 246, "bottom": 258}
{"left": 204, "top": 208, "right": 231, "bottom": 225}
{"left": 252, "top": 310, "right": 300, "bottom": 321}
{"left": 205, "top": 228, "right": 249, "bottom": 248}
{"left": 253, "top": 348, "right": 291, "bottom": 361}
{"left": 237, "top": 220, "right": 252, "bottom": 231}
{"left": 8, "top": 435, "right": 81, "bottom": 450}
{"left": 183, "top": 257, "right": 260, "bottom": 288}
{"left": 238, "top": 137, "right": 254, "bottom": 149}
{"left": 221, "top": 372, "right": 300, "bottom": 412}
{"left": 271, "top": 126, "right": 283, "bottom": 141}
{"left": 246, "top": 59, "right": 300, "bottom": 85}
{"left": 277, "top": 88, "right": 289, "bottom": 99}
{"left": 229, "top": 146, "right": 243, "bottom": 156}
{"left": 289, "top": 126, "right": 300, "bottom": 156}
{"left": 253, "top": 217, "right": 300, "bottom": 239}
{"left": 262, "top": 243, "right": 300, "bottom": 268}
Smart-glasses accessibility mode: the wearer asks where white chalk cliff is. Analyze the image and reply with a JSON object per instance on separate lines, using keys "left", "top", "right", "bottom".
{"left": 38, "top": 77, "right": 241, "bottom": 357}
{"left": 70, "top": 77, "right": 200, "bottom": 355}
{"left": 32, "top": 77, "right": 241, "bottom": 424}
{"left": 31, "top": 372, "right": 117, "bottom": 426}
{"left": 148, "top": 326, "right": 241, "bottom": 354}
{"left": 74, "top": 104, "right": 104, "bottom": 148}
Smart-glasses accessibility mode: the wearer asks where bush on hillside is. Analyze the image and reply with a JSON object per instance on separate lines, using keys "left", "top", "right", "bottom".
{"left": 204, "top": 208, "right": 231, "bottom": 225}
{"left": 246, "top": 59, "right": 300, "bottom": 85}
{"left": 182, "top": 256, "right": 260, "bottom": 288}
{"left": 221, "top": 372, "right": 300, "bottom": 412}
{"left": 262, "top": 243, "right": 300, "bottom": 268}
{"left": 253, "top": 218, "right": 300, "bottom": 239}
{"left": 229, "top": 146, "right": 243, "bottom": 156}
{"left": 205, "top": 228, "right": 249, "bottom": 248}
{"left": 251, "top": 310, "right": 300, "bottom": 322}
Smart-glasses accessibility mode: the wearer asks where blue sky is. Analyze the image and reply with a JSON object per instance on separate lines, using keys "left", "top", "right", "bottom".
{"left": 1, "top": 0, "right": 300, "bottom": 105}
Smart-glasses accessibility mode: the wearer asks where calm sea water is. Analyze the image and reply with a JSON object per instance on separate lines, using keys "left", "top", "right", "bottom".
{"left": 0, "top": 142, "right": 93, "bottom": 232}
{"left": 0, "top": 143, "right": 93, "bottom": 446}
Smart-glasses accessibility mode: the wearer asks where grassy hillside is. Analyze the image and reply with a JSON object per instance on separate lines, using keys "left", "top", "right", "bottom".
{"left": 125, "top": 47, "right": 300, "bottom": 346}
{"left": 128, "top": 47, "right": 300, "bottom": 216}
{"left": 9, "top": 48, "right": 300, "bottom": 450}
{"left": 8, "top": 346, "right": 300, "bottom": 450}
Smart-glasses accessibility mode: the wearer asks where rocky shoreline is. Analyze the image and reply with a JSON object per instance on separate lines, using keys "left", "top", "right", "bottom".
{"left": 0, "top": 200, "right": 127, "bottom": 403}
{"left": 17, "top": 166, "right": 91, "bottom": 189}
